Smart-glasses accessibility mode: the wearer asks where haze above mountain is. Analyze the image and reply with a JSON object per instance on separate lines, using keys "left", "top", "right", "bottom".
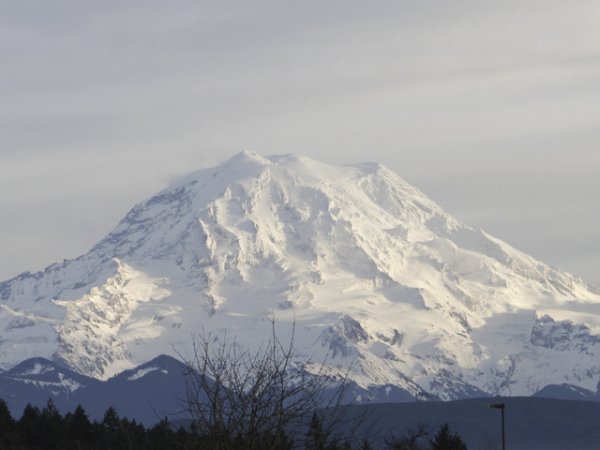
{"left": 1, "top": 152, "right": 599, "bottom": 400}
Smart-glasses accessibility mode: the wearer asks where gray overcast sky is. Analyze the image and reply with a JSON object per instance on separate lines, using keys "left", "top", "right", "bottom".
{"left": 1, "top": 0, "right": 599, "bottom": 286}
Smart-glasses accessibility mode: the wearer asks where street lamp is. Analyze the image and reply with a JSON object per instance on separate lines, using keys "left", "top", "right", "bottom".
{"left": 489, "top": 402, "right": 506, "bottom": 450}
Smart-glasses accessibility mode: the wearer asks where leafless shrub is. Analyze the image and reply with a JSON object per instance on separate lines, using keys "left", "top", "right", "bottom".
{"left": 181, "top": 320, "right": 358, "bottom": 450}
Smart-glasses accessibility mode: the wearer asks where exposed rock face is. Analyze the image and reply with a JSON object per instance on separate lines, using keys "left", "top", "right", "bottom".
{"left": 531, "top": 314, "right": 600, "bottom": 352}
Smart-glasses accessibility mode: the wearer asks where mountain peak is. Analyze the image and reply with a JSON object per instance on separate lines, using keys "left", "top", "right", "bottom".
{"left": 222, "top": 150, "right": 272, "bottom": 168}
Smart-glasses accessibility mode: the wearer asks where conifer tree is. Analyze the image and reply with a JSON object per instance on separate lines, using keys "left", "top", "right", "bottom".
{"left": 102, "top": 406, "right": 124, "bottom": 449}
{"left": 40, "top": 398, "right": 67, "bottom": 449}
{"left": 18, "top": 403, "right": 44, "bottom": 448}
{"left": 430, "top": 423, "right": 468, "bottom": 450}
{"left": 146, "top": 418, "right": 177, "bottom": 450}
{"left": 66, "top": 404, "right": 94, "bottom": 446}
{"left": 0, "top": 399, "right": 15, "bottom": 447}
{"left": 305, "top": 412, "right": 328, "bottom": 450}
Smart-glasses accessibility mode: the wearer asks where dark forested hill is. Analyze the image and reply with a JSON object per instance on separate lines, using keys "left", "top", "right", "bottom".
{"left": 341, "top": 397, "right": 600, "bottom": 450}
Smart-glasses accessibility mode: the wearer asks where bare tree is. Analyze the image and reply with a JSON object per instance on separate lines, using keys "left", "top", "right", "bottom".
{"left": 181, "top": 320, "right": 355, "bottom": 450}
{"left": 386, "top": 424, "right": 430, "bottom": 450}
{"left": 386, "top": 423, "right": 468, "bottom": 450}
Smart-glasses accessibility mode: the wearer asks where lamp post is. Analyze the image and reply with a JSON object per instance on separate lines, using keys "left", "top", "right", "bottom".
{"left": 489, "top": 402, "right": 506, "bottom": 450}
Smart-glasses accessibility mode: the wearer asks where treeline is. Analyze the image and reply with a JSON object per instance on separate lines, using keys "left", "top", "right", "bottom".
{"left": 0, "top": 399, "right": 184, "bottom": 450}
{"left": 0, "top": 399, "right": 467, "bottom": 450}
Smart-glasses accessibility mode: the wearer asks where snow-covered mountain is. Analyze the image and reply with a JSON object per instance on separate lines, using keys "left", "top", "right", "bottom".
{"left": 1, "top": 151, "right": 599, "bottom": 400}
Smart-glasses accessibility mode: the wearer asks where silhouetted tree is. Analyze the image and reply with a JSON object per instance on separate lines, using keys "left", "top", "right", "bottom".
{"left": 429, "top": 423, "right": 467, "bottom": 450}
{"left": 65, "top": 404, "right": 94, "bottom": 446}
{"left": 18, "top": 403, "right": 43, "bottom": 448}
{"left": 304, "top": 410, "right": 362, "bottom": 450}
{"left": 102, "top": 406, "right": 126, "bottom": 449}
{"left": 360, "top": 439, "right": 374, "bottom": 450}
{"left": 305, "top": 412, "right": 328, "bottom": 450}
{"left": 0, "top": 399, "right": 15, "bottom": 447}
{"left": 183, "top": 320, "right": 352, "bottom": 450}
{"left": 39, "top": 398, "right": 68, "bottom": 449}
{"left": 386, "top": 424, "right": 429, "bottom": 450}
{"left": 146, "top": 418, "right": 179, "bottom": 450}
{"left": 386, "top": 423, "right": 467, "bottom": 450}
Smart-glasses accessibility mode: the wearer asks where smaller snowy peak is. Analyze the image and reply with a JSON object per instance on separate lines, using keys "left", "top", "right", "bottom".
{"left": 2, "top": 357, "right": 98, "bottom": 394}
{"left": 112, "top": 355, "right": 187, "bottom": 383}
{"left": 533, "top": 383, "right": 600, "bottom": 401}
{"left": 6, "top": 357, "right": 61, "bottom": 377}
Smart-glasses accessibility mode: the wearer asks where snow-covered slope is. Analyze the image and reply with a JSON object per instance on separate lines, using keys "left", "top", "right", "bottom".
{"left": 1, "top": 151, "right": 599, "bottom": 399}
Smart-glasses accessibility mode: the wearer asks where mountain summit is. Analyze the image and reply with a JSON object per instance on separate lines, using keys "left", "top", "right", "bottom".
{"left": 1, "top": 152, "right": 599, "bottom": 399}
